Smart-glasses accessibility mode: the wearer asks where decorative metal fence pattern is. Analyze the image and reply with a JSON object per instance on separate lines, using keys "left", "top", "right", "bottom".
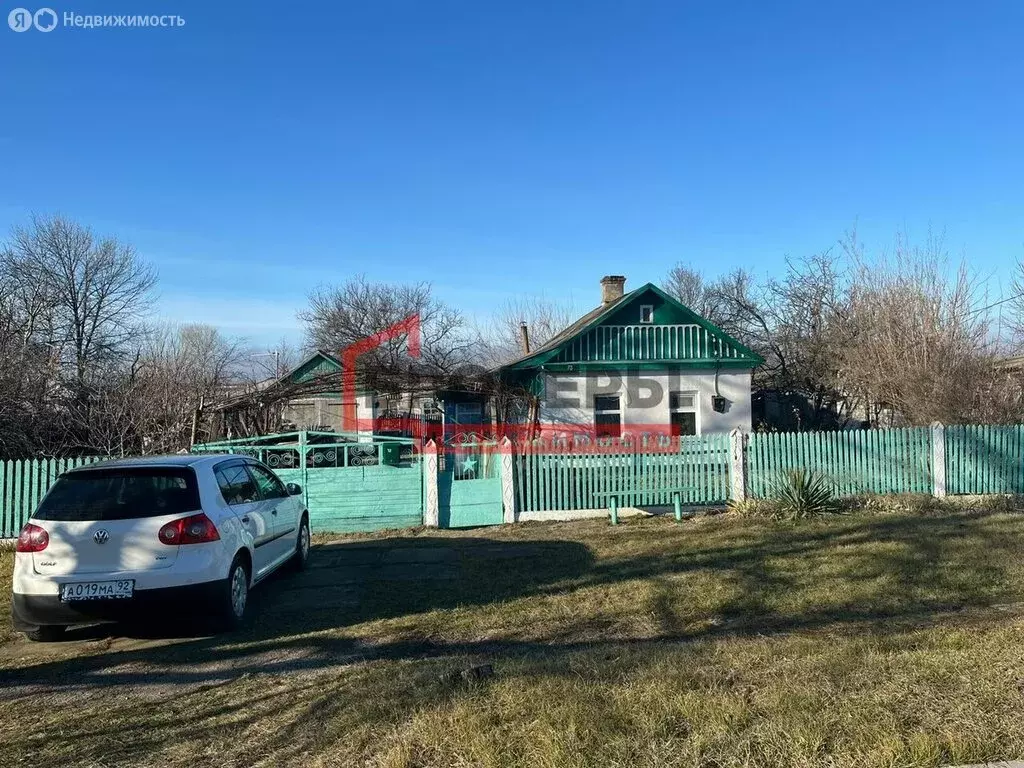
{"left": 0, "top": 456, "right": 101, "bottom": 538}
{"left": 514, "top": 434, "right": 732, "bottom": 512}
{"left": 747, "top": 428, "right": 933, "bottom": 498}
{"left": 192, "top": 431, "right": 423, "bottom": 533}
{"left": 945, "top": 424, "right": 1024, "bottom": 495}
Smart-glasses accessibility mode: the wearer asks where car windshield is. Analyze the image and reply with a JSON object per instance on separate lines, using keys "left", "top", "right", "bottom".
{"left": 34, "top": 467, "right": 201, "bottom": 522}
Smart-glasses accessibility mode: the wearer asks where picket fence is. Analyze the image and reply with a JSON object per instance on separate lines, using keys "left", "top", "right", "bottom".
{"left": 944, "top": 424, "right": 1024, "bottom": 495}
{"left": 1, "top": 456, "right": 101, "bottom": 538}
{"left": 746, "top": 427, "right": 934, "bottom": 498}
{"left": 3, "top": 424, "right": 1024, "bottom": 536}
{"left": 515, "top": 434, "right": 732, "bottom": 512}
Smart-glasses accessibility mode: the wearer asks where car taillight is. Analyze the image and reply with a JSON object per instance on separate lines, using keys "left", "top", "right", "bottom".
{"left": 158, "top": 513, "right": 220, "bottom": 546}
{"left": 16, "top": 523, "right": 49, "bottom": 553}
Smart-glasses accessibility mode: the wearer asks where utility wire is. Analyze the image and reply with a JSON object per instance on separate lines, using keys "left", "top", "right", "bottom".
{"left": 969, "top": 291, "right": 1024, "bottom": 316}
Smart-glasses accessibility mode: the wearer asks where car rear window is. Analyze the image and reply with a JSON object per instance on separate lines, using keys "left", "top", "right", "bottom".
{"left": 34, "top": 467, "right": 201, "bottom": 521}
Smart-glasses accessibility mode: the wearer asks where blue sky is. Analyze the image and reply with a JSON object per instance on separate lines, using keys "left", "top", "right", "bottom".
{"left": 2, "top": 0, "right": 1023, "bottom": 346}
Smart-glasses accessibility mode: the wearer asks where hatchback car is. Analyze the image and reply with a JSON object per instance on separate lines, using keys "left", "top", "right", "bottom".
{"left": 11, "top": 454, "right": 311, "bottom": 641}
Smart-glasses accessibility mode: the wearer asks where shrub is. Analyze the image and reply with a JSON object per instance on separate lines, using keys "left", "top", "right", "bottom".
{"left": 771, "top": 469, "right": 839, "bottom": 519}
{"left": 727, "top": 498, "right": 785, "bottom": 519}
{"left": 841, "top": 493, "right": 949, "bottom": 516}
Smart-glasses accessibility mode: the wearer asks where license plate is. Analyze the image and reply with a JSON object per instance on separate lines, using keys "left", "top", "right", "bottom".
{"left": 60, "top": 580, "right": 135, "bottom": 601}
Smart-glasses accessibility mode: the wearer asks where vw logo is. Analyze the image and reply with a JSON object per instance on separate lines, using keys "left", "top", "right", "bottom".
{"left": 93, "top": 529, "right": 110, "bottom": 545}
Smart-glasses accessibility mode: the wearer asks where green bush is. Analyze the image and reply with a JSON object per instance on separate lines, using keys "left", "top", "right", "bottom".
{"left": 771, "top": 469, "right": 839, "bottom": 519}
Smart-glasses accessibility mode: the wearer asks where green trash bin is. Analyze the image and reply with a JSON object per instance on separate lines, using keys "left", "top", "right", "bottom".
{"left": 380, "top": 442, "right": 401, "bottom": 466}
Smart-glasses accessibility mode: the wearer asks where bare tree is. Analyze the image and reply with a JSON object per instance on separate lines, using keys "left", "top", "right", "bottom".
{"left": 0, "top": 215, "right": 157, "bottom": 456}
{"left": 662, "top": 264, "right": 735, "bottom": 328}
{"left": 664, "top": 258, "right": 855, "bottom": 428}
{"left": 133, "top": 324, "right": 246, "bottom": 452}
{"left": 299, "top": 276, "right": 474, "bottom": 394}
{"left": 479, "top": 295, "right": 579, "bottom": 365}
{"left": 838, "top": 232, "right": 1009, "bottom": 425}
{"left": 5, "top": 215, "right": 157, "bottom": 390}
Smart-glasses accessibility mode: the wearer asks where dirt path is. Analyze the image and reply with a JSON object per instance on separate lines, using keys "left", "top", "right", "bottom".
{"left": 0, "top": 542, "right": 466, "bottom": 703}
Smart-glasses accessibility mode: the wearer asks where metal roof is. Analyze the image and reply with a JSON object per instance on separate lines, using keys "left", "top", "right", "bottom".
{"left": 65, "top": 454, "right": 239, "bottom": 472}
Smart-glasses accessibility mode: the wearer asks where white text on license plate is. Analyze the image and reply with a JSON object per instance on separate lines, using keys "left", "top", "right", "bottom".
{"left": 60, "top": 580, "right": 134, "bottom": 601}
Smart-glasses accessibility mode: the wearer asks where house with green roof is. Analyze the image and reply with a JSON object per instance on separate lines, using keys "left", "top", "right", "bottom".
{"left": 216, "top": 275, "right": 763, "bottom": 443}
{"left": 498, "top": 276, "right": 764, "bottom": 438}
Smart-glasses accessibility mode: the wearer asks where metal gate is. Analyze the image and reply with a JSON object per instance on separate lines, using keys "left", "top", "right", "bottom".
{"left": 193, "top": 431, "right": 423, "bottom": 533}
{"left": 439, "top": 438, "right": 504, "bottom": 528}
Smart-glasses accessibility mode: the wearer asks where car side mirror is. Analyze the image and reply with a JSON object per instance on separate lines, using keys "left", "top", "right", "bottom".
{"left": 286, "top": 482, "right": 302, "bottom": 496}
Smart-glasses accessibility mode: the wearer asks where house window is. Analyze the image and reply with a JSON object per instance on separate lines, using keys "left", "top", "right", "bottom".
{"left": 594, "top": 395, "right": 622, "bottom": 437}
{"left": 640, "top": 304, "right": 654, "bottom": 324}
{"left": 670, "top": 391, "right": 698, "bottom": 436}
{"left": 452, "top": 402, "right": 484, "bottom": 434}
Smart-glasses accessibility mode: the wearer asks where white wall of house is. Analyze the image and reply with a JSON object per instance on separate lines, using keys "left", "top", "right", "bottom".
{"left": 538, "top": 368, "right": 753, "bottom": 434}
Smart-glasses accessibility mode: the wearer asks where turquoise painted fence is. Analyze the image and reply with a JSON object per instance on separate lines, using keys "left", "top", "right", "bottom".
{"left": 193, "top": 433, "right": 424, "bottom": 534}
{"left": 515, "top": 434, "right": 732, "bottom": 512}
{"left": 946, "top": 424, "right": 1024, "bottom": 495}
{"left": 8, "top": 424, "right": 1024, "bottom": 538}
{"left": 747, "top": 427, "right": 933, "bottom": 498}
{"left": 0, "top": 457, "right": 102, "bottom": 538}
{"left": 439, "top": 440, "right": 504, "bottom": 528}
{"left": 273, "top": 464, "right": 423, "bottom": 533}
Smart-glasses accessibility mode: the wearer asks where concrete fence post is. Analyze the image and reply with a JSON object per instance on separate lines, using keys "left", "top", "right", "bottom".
{"left": 500, "top": 437, "right": 517, "bottom": 524}
{"left": 729, "top": 428, "right": 746, "bottom": 502}
{"left": 423, "top": 439, "right": 440, "bottom": 526}
{"left": 931, "top": 421, "right": 946, "bottom": 498}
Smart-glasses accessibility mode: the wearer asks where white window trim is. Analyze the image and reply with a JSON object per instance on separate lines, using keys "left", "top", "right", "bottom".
{"left": 594, "top": 395, "right": 622, "bottom": 434}
{"left": 639, "top": 304, "right": 654, "bottom": 324}
{"left": 669, "top": 390, "right": 700, "bottom": 435}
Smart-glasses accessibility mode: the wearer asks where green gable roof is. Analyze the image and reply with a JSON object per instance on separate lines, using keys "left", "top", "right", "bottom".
{"left": 285, "top": 350, "right": 342, "bottom": 385}
{"left": 502, "top": 283, "right": 763, "bottom": 372}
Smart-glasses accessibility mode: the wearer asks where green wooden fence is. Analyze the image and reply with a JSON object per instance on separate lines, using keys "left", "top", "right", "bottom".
{"left": 747, "top": 427, "right": 933, "bottom": 498}
{"left": 515, "top": 434, "right": 732, "bottom": 512}
{"left": 0, "top": 456, "right": 102, "bottom": 538}
{"left": 7, "top": 425, "right": 1024, "bottom": 537}
{"left": 945, "top": 424, "right": 1024, "bottom": 495}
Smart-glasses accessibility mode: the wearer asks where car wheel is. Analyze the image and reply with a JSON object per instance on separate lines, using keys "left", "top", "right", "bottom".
{"left": 25, "top": 625, "right": 66, "bottom": 642}
{"left": 217, "top": 554, "right": 250, "bottom": 630}
{"left": 290, "top": 515, "right": 311, "bottom": 571}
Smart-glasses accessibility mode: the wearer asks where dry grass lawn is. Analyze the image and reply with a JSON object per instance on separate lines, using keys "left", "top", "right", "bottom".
{"left": 2, "top": 509, "right": 1024, "bottom": 767}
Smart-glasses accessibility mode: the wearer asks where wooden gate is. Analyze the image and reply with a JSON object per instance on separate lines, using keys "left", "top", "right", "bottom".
{"left": 439, "top": 438, "right": 504, "bottom": 528}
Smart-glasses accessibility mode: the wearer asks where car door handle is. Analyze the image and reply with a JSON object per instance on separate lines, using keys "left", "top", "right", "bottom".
{"left": 241, "top": 516, "right": 250, "bottom": 523}
{"left": 271, "top": 508, "right": 278, "bottom": 515}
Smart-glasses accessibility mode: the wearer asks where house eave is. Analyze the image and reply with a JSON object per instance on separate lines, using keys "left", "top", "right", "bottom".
{"left": 535, "top": 360, "right": 760, "bottom": 373}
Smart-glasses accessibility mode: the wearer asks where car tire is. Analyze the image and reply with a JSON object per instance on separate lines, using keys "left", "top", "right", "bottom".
{"left": 290, "top": 515, "right": 311, "bottom": 572}
{"left": 217, "top": 554, "right": 250, "bottom": 631}
{"left": 25, "top": 625, "right": 66, "bottom": 642}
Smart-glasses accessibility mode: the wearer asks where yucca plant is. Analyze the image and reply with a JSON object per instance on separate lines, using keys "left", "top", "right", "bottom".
{"left": 771, "top": 469, "right": 838, "bottom": 519}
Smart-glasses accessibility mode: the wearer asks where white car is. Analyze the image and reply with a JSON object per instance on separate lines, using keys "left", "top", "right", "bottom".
{"left": 11, "top": 454, "right": 311, "bottom": 641}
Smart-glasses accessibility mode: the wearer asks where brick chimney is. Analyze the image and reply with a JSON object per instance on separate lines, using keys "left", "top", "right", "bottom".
{"left": 518, "top": 321, "right": 531, "bottom": 354}
{"left": 600, "top": 275, "right": 626, "bottom": 305}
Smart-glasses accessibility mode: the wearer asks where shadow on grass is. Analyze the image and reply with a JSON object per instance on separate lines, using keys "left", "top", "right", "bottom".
{"left": 2, "top": 512, "right": 1023, "bottom": 697}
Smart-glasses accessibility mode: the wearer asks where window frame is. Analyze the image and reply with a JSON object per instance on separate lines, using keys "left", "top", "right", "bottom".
{"left": 594, "top": 394, "right": 622, "bottom": 438}
{"left": 639, "top": 304, "right": 654, "bottom": 324}
{"left": 34, "top": 467, "right": 201, "bottom": 522}
{"left": 669, "top": 390, "right": 699, "bottom": 436}
{"left": 213, "top": 461, "right": 260, "bottom": 506}
{"left": 246, "top": 462, "right": 289, "bottom": 500}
